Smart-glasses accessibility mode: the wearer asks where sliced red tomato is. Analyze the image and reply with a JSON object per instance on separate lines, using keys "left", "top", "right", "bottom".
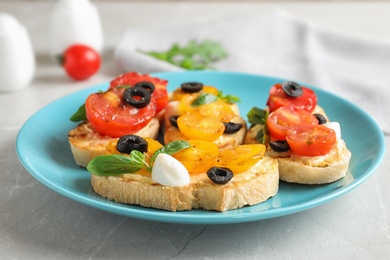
{"left": 85, "top": 87, "right": 156, "bottom": 137}
{"left": 109, "top": 72, "right": 168, "bottom": 113}
{"left": 267, "top": 106, "right": 319, "bottom": 140}
{"left": 266, "top": 83, "right": 317, "bottom": 113}
{"left": 286, "top": 125, "right": 336, "bottom": 156}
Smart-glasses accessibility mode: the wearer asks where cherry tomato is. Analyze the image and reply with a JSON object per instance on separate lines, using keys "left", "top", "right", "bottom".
{"left": 63, "top": 44, "right": 101, "bottom": 81}
{"left": 216, "top": 144, "right": 266, "bottom": 173}
{"left": 172, "top": 140, "right": 219, "bottom": 174}
{"left": 196, "top": 99, "right": 236, "bottom": 122}
{"left": 85, "top": 88, "right": 156, "bottom": 137}
{"left": 266, "top": 83, "right": 317, "bottom": 113}
{"left": 177, "top": 111, "right": 225, "bottom": 142}
{"left": 109, "top": 72, "right": 168, "bottom": 113}
{"left": 267, "top": 106, "right": 319, "bottom": 140}
{"left": 286, "top": 125, "right": 336, "bottom": 156}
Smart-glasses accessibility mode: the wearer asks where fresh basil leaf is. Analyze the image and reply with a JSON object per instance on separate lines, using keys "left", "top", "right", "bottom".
{"left": 87, "top": 154, "right": 144, "bottom": 176}
{"left": 150, "top": 140, "right": 191, "bottom": 165}
{"left": 191, "top": 93, "right": 218, "bottom": 107}
{"left": 70, "top": 104, "right": 87, "bottom": 122}
{"left": 130, "top": 150, "right": 150, "bottom": 169}
{"left": 247, "top": 107, "right": 268, "bottom": 125}
{"left": 255, "top": 124, "right": 269, "bottom": 144}
{"left": 217, "top": 91, "right": 240, "bottom": 104}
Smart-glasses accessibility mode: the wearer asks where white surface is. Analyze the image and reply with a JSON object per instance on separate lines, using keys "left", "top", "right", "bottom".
{"left": 48, "top": 0, "right": 103, "bottom": 58}
{"left": 1, "top": 1, "right": 389, "bottom": 259}
{"left": 114, "top": 10, "right": 390, "bottom": 133}
{"left": 0, "top": 12, "right": 35, "bottom": 91}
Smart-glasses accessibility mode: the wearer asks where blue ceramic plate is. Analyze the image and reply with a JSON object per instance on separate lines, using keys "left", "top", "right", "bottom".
{"left": 16, "top": 71, "right": 385, "bottom": 224}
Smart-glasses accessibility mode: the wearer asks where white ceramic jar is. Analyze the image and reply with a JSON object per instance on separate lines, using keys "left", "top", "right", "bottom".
{"left": 49, "top": 0, "right": 103, "bottom": 60}
{"left": 0, "top": 13, "right": 35, "bottom": 92}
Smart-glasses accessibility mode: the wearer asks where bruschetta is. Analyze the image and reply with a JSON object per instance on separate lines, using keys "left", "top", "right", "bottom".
{"left": 86, "top": 135, "right": 279, "bottom": 212}
{"left": 245, "top": 81, "right": 351, "bottom": 184}
{"left": 68, "top": 72, "right": 169, "bottom": 167}
{"left": 163, "top": 82, "right": 247, "bottom": 149}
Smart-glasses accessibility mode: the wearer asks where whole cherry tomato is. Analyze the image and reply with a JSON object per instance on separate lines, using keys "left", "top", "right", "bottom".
{"left": 63, "top": 44, "right": 101, "bottom": 81}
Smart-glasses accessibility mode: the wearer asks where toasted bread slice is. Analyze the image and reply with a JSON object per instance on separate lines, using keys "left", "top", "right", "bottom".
{"left": 90, "top": 156, "right": 279, "bottom": 212}
{"left": 274, "top": 140, "right": 351, "bottom": 184}
{"left": 68, "top": 118, "right": 160, "bottom": 167}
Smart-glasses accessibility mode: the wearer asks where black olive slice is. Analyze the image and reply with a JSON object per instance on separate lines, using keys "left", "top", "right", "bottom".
{"left": 123, "top": 87, "right": 151, "bottom": 108}
{"left": 116, "top": 135, "right": 148, "bottom": 154}
{"left": 223, "top": 122, "right": 243, "bottom": 134}
{"left": 207, "top": 167, "right": 234, "bottom": 184}
{"left": 269, "top": 140, "right": 290, "bottom": 152}
{"left": 282, "top": 81, "right": 303, "bottom": 97}
{"left": 134, "top": 81, "right": 155, "bottom": 94}
{"left": 180, "top": 82, "right": 203, "bottom": 93}
{"left": 169, "top": 115, "right": 180, "bottom": 128}
{"left": 314, "top": 113, "right": 327, "bottom": 124}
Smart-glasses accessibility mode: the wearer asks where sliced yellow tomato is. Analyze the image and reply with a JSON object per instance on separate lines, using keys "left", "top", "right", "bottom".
{"left": 172, "top": 140, "right": 219, "bottom": 174}
{"left": 105, "top": 139, "right": 120, "bottom": 154}
{"left": 143, "top": 137, "right": 163, "bottom": 155}
{"left": 177, "top": 111, "right": 225, "bottom": 142}
{"left": 216, "top": 144, "right": 266, "bottom": 173}
{"left": 196, "top": 99, "right": 236, "bottom": 122}
{"left": 178, "top": 93, "right": 199, "bottom": 114}
{"left": 203, "top": 86, "right": 219, "bottom": 96}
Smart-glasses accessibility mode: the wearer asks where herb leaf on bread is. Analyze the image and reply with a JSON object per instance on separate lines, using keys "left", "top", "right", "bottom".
{"left": 150, "top": 140, "right": 191, "bottom": 165}
{"left": 87, "top": 140, "right": 191, "bottom": 176}
{"left": 70, "top": 104, "right": 87, "bottom": 122}
{"left": 247, "top": 107, "right": 268, "bottom": 125}
{"left": 247, "top": 107, "right": 269, "bottom": 144}
{"left": 87, "top": 153, "right": 145, "bottom": 176}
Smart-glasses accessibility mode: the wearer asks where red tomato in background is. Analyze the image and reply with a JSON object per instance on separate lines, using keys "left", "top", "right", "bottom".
{"left": 267, "top": 106, "right": 319, "bottom": 140}
{"left": 266, "top": 83, "right": 317, "bottom": 113}
{"left": 63, "top": 44, "right": 101, "bottom": 81}
{"left": 110, "top": 72, "right": 168, "bottom": 113}
{"left": 85, "top": 87, "right": 156, "bottom": 137}
{"left": 286, "top": 125, "right": 336, "bottom": 156}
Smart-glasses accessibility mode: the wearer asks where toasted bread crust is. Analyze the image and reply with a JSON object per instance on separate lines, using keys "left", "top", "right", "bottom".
{"left": 91, "top": 156, "right": 279, "bottom": 212}
{"left": 68, "top": 118, "right": 160, "bottom": 167}
{"left": 276, "top": 142, "right": 351, "bottom": 184}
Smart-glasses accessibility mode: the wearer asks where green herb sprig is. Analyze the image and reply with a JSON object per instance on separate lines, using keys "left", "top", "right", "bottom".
{"left": 247, "top": 107, "right": 268, "bottom": 125}
{"left": 247, "top": 107, "right": 269, "bottom": 144}
{"left": 86, "top": 140, "right": 191, "bottom": 176}
{"left": 138, "top": 39, "right": 228, "bottom": 70}
{"left": 70, "top": 104, "right": 87, "bottom": 122}
{"left": 191, "top": 91, "right": 240, "bottom": 107}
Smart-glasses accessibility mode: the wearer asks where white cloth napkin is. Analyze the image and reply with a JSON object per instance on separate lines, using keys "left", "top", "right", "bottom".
{"left": 115, "top": 11, "right": 390, "bottom": 134}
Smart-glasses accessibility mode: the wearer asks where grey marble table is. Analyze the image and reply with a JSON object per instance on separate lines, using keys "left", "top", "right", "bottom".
{"left": 1, "top": 1, "right": 389, "bottom": 259}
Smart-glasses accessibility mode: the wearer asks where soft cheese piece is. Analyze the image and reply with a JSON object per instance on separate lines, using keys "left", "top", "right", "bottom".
{"left": 324, "top": 121, "right": 341, "bottom": 139}
{"left": 152, "top": 153, "right": 190, "bottom": 186}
